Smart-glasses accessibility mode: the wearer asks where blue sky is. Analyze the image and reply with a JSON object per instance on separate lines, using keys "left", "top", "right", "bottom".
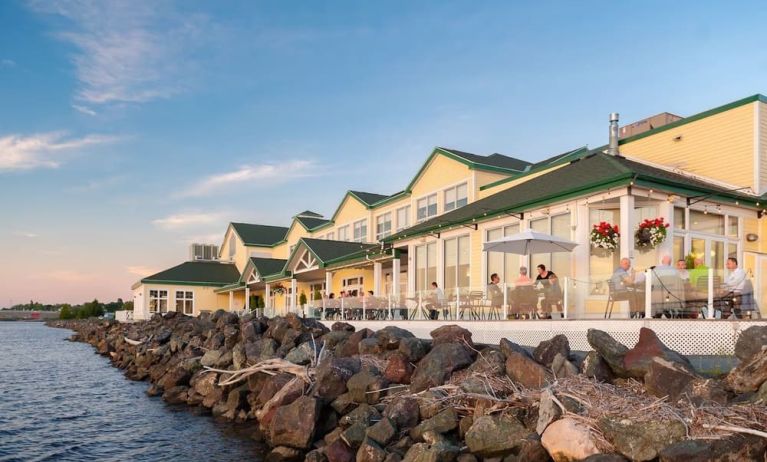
{"left": 1, "top": 0, "right": 767, "bottom": 305}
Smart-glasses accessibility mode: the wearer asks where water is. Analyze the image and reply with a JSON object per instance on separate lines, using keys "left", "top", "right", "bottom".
{"left": 0, "top": 322, "right": 265, "bottom": 461}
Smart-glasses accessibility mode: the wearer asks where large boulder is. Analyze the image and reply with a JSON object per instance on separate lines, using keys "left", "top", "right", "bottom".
{"left": 269, "top": 396, "right": 321, "bottom": 449}
{"left": 643, "top": 357, "right": 698, "bottom": 402}
{"left": 551, "top": 353, "right": 579, "bottom": 379}
{"left": 314, "top": 357, "right": 362, "bottom": 401}
{"left": 383, "top": 397, "right": 420, "bottom": 430}
{"left": 366, "top": 417, "right": 398, "bottom": 446}
{"left": 200, "top": 349, "right": 223, "bottom": 367}
{"left": 337, "top": 328, "right": 375, "bottom": 357}
{"left": 536, "top": 389, "right": 562, "bottom": 435}
{"left": 725, "top": 347, "right": 767, "bottom": 393}
{"left": 158, "top": 366, "right": 192, "bottom": 390}
{"left": 581, "top": 351, "right": 615, "bottom": 383}
{"left": 587, "top": 329, "right": 630, "bottom": 377}
{"left": 464, "top": 413, "right": 534, "bottom": 458}
{"left": 410, "top": 408, "right": 458, "bottom": 442}
{"left": 285, "top": 340, "right": 320, "bottom": 366}
{"left": 162, "top": 385, "right": 189, "bottom": 405}
{"left": 347, "top": 370, "right": 388, "bottom": 404}
{"left": 623, "top": 328, "right": 694, "bottom": 379}
{"left": 430, "top": 325, "right": 474, "bottom": 349}
{"left": 325, "top": 439, "right": 355, "bottom": 462}
{"left": 467, "top": 349, "right": 506, "bottom": 376}
{"left": 500, "top": 338, "right": 532, "bottom": 359}
{"left": 734, "top": 326, "right": 767, "bottom": 361}
{"left": 384, "top": 352, "right": 414, "bottom": 384}
{"left": 399, "top": 337, "right": 429, "bottom": 363}
{"left": 505, "top": 349, "right": 553, "bottom": 389}
{"left": 410, "top": 343, "right": 472, "bottom": 392}
{"left": 356, "top": 438, "right": 387, "bottom": 462}
{"left": 376, "top": 326, "right": 415, "bottom": 350}
{"left": 599, "top": 417, "right": 686, "bottom": 461}
{"left": 541, "top": 418, "right": 601, "bottom": 462}
{"left": 659, "top": 433, "right": 767, "bottom": 462}
{"left": 533, "top": 334, "right": 570, "bottom": 367}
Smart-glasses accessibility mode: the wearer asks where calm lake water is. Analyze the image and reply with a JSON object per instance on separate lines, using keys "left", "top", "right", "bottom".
{"left": 0, "top": 322, "right": 265, "bottom": 461}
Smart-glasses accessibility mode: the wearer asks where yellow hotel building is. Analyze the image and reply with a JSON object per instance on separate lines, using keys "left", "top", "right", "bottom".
{"left": 132, "top": 94, "right": 767, "bottom": 321}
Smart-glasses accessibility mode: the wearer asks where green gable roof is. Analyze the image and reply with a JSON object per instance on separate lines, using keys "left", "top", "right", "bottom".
{"left": 479, "top": 146, "right": 591, "bottom": 191}
{"left": 349, "top": 190, "right": 391, "bottom": 206}
{"left": 386, "top": 152, "right": 759, "bottom": 242}
{"left": 141, "top": 261, "right": 241, "bottom": 286}
{"left": 249, "top": 257, "right": 287, "bottom": 278}
{"left": 300, "top": 238, "right": 378, "bottom": 264}
{"left": 231, "top": 222, "right": 289, "bottom": 246}
{"left": 439, "top": 148, "right": 531, "bottom": 172}
{"left": 295, "top": 215, "right": 332, "bottom": 230}
{"left": 295, "top": 210, "right": 323, "bottom": 218}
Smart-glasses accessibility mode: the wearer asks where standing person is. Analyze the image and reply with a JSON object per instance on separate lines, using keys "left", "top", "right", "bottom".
{"left": 425, "top": 282, "right": 445, "bottom": 320}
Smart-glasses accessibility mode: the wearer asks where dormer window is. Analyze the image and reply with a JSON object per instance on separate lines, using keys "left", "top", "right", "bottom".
{"left": 228, "top": 234, "right": 236, "bottom": 260}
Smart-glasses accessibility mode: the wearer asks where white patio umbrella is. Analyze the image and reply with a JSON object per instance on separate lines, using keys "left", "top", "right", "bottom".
{"left": 483, "top": 230, "right": 578, "bottom": 255}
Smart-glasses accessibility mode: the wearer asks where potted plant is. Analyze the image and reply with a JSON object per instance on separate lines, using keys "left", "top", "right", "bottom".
{"left": 635, "top": 217, "right": 669, "bottom": 250}
{"left": 590, "top": 221, "right": 620, "bottom": 252}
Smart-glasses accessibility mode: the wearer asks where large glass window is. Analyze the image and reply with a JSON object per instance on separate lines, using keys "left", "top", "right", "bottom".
{"left": 690, "top": 210, "right": 725, "bottom": 235}
{"left": 149, "top": 289, "right": 168, "bottom": 313}
{"left": 352, "top": 220, "right": 367, "bottom": 242}
{"left": 337, "top": 225, "right": 349, "bottom": 241}
{"left": 415, "top": 242, "right": 437, "bottom": 292}
{"left": 417, "top": 194, "right": 438, "bottom": 222}
{"left": 175, "top": 291, "right": 193, "bottom": 315}
{"left": 674, "top": 207, "right": 686, "bottom": 230}
{"left": 396, "top": 206, "right": 411, "bottom": 231}
{"left": 727, "top": 216, "right": 740, "bottom": 237}
{"left": 530, "top": 213, "right": 571, "bottom": 279}
{"left": 673, "top": 236, "right": 685, "bottom": 263}
{"left": 375, "top": 213, "right": 392, "bottom": 240}
{"left": 486, "top": 223, "right": 521, "bottom": 285}
{"left": 444, "top": 183, "right": 468, "bottom": 212}
{"left": 326, "top": 231, "right": 335, "bottom": 240}
{"left": 444, "top": 235, "right": 470, "bottom": 292}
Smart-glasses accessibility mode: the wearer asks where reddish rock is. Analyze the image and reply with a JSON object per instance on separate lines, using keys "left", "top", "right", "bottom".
{"left": 269, "top": 396, "right": 321, "bottom": 449}
{"left": 384, "top": 352, "right": 414, "bottom": 384}
{"left": 505, "top": 350, "right": 553, "bottom": 389}
{"left": 623, "top": 328, "right": 694, "bottom": 379}
{"left": 338, "top": 328, "right": 375, "bottom": 357}
{"left": 325, "top": 439, "right": 356, "bottom": 462}
{"left": 313, "top": 357, "right": 362, "bottom": 401}
{"left": 430, "top": 325, "right": 474, "bottom": 350}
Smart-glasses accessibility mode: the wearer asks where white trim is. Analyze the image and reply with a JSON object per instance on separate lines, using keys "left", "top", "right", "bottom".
{"left": 415, "top": 192, "right": 439, "bottom": 223}
{"left": 442, "top": 181, "right": 469, "bottom": 213}
{"left": 395, "top": 205, "right": 412, "bottom": 232}
{"left": 754, "top": 101, "right": 761, "bottom": 195}
{"left": 375, "top": 211, "right": 393, "bottom": 241}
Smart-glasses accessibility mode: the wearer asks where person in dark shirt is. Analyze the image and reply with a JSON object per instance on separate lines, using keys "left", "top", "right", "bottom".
{"left": 535, "top": 264, "right": 561, "bottom": 317}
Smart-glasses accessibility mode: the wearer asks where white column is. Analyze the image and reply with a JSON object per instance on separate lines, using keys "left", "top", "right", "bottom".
{"left": 325, "top": 271, "right": 333, "bottom": 296}
{"left": 574, "top": 202, "right": 590, "bottom": 318}
{"left": 657, "top": 199, "right": 674, "bottom": 260}
{"left": 265, "top": 283, "right": 271, "bottom": 311}
{"left": 620, "top": 194, "right": 635, "bottom": 261}
{"left": 707, "top": 268, "right": 715, "bottom": 318}
{"left": 644, "top": 269, "right": 652, "bottom": 318}
{"left": 373, "top": 262, "right": 382, "bottom": 296}
{"left": 392, "top": 258, "right": 401, "bottom": 299}
{"left": 228, "top": 291, "right": 233, "bottom": 311}
{"left": 245, "top": 287, "right": 250, "bottom": 312}
{"left": 290, "top": 278, "right": 297, "bottom": 313}
{"left": 407, "top": 243, "right": 416, "bottom": 297}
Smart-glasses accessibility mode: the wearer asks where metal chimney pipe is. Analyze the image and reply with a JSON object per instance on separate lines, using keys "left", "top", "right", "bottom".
{"left": 608, "top": 112, "right": 620, "bottom": 156}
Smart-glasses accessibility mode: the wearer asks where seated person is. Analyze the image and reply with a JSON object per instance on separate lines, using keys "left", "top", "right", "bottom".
{"left": 676, "top": 259, "right": 690, "bottom": 282}
{"left": 611, "top": 257, "right": 645, "bottom": 318}
{"left": 535, "top": 264, "right": 562, "bottom": 316}
{"left": 487, "top": 273, "right": 504, "bottom": 311}
{"left": 515, "top": 266, "right": 533, "bottom": 286}
{"left": 723, "top": 257, "right": 748, "bottom": 317}
{"left": 688, "top": 258, "right": 709, "bottom": 288}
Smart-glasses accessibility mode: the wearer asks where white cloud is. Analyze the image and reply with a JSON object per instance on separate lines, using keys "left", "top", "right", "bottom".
{"left": 72, "top": 104, "right": 97, "bottom": 116}
{"left": 152, "top": 212, "right": 225, "bottom": 231}
{"left": 29, "top": 0, "right": 206, "bottom": 105}
{"left": 178, "top": 160, "right": 317, "bottom": 198}
{"left": 1, "top": 59, "right": 15, "bottom": 68}
{"left": 126, "top": 265, "right": 157, "bottom": 277}
{"left": 0, "top": 131, "right": 117, "bottom": 171}
{"left": 14, "top": 231, "right": 39, "bottom": 238}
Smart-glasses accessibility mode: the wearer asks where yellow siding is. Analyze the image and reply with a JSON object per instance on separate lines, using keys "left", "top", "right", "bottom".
{"left": 474, "top": 170, "right": 513, "bottom": 190}
{"left": 330, "top": 267, "right": 375, "bottom": 295}
{"left": 143, "top": 283, "right": 237, "bottom": 314}
{"left": 273, "top": 223, "right": 311, "bottom": 259}
{"left": 759, "top": 102, "right": 767, "bottom": 194}
{"left": 411, "top": 154, "right": 471, "bottom": 201}
{"left": 621, "top": 102, "right": 756, "bottom": 189}
{"left": 743, "top": 217, "right": 767, "bottom": 255}
{"left": 333, "top": 196, "right": 370, "bottom": 239}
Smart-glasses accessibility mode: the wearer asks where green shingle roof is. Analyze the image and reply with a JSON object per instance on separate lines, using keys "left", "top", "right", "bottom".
{"left": 439, "top": 148, "right": 531, "bottom": 172}
{"left": 231, "top": 222, "right": 289, "bottom": 246}
{"left": 300, "top": 238, "right": 378, "bottom": 264}
{"left": 349, "top": 191, "right": 391, "bottom": 206}
{"left": 386, "top": 152, "right": 759, "bottom": 242}
{"left": 295, "top": 215, "right": 331, "bottom": 230}
{"left": 295, "top": 210, "right": 323, "bottom": 218}
{"left": 141, "top": 261, "right": 240, "bottom": 286}
{"left": 249, "top": 257, "right": 287, "bottom": 278}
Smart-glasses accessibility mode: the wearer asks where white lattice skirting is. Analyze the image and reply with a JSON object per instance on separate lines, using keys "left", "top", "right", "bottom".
{"left": 320, "top": 320, "right": 767, "bottom": 356}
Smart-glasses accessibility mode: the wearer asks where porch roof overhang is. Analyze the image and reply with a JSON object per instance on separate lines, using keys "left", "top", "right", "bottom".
{"left": 239, "top": 257, "right": 288, "bottom": 287}
{"left": 214, "top": 282, "right": 246, "bottom": 293}
{"left": 384, "top": 151, "right": 762, "bottom": 244}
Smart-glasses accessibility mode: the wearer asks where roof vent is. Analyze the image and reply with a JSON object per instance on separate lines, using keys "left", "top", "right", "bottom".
{"left": 608, "top": 112, "right": 620, "bottom": 156}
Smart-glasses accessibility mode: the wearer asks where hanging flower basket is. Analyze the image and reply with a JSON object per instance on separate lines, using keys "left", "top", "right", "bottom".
{"left": 271, "top": 284, "right": 286, "bottom": 295}
{"left": 590, "top": 221, "right": 620, "bottom": 252}
{"left": 635, "top": 217, "right": 669, "bottom": 250}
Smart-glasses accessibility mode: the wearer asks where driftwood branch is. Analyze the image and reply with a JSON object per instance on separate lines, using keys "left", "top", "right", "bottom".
{"left": 124, "top": 337, "right": 143, "bottom": 346}
{"left": 702, "top": 424, "right": 767, "bottom": 439}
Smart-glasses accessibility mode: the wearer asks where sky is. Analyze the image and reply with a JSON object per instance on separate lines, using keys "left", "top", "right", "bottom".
{"left": 2, "top": 0, "right": 767, "bottom": 306}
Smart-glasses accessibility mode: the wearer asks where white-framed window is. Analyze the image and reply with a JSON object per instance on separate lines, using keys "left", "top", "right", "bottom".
{"left": 326, "top": 231, "right": 335, "bottom": 240}
{"left": 175, "top": 291, "right": 194, "bottom": 315}
{"left": 353, "top": 219, "right": 367, "bottom": 242}
{"left": 486, "top": 223, "right": 521, "bottom": 285}
{"left": 149, "top": 289, "right": 168, "bottom": 314}
{"left": 444, "top": 183, "right": 468, "bottom": 212}
{"left": 416, "top": 194, "right": 438, "bottom": 222}
{"left": 228, "top": 234, "right": 236, "bottom": 260}
{"left": 444, "top": 235, "right": 470, "bottom": 292}
{"left": 376, "top": 213, "right": 392, "bottom": 240}
{"left": 338, "top": 226, "right": 349, "bottom": 241}
{"left": 415, "top": 242, "right": 437, "bottom": 292}
{"left": 342, "top": 276, "right": 364, "bottom": 295}
{"left": 396, "top": 205, "right": 411, "bottom": 231}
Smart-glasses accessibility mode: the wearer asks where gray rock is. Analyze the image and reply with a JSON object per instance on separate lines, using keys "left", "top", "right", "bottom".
{"left": 465, "top": 414, "right": 533, "bottom": 458}
{"left": 410, "top": 407, "right": 458, "bottom": 441}
{"left": 366, "top": 417, "right": 397, "bottom": 446}
{"left": 200, "top": 349, "right": 222, "bottom": 367}
{"left": 551, "top": 353, "right": 579, "bottom": 379}
{"left": 587, "top": 329, "right": 630, "bottom": 377}
{"left": 533, "top": 334, "right": 570, "bottom": 367}
{"left": 599, "top": 416, "right": 686, "bottom": 461}
{"left": 582, "top": 350, "right": 615, "bottom": 382}
{"left": 357, "top": 438, "right": 387, "bottom": 462}
{"left": 410, "top": 343, "right": 472, "bottom": 392}
{"left": 735, "top": 326, "right": 767, "bottom": 361}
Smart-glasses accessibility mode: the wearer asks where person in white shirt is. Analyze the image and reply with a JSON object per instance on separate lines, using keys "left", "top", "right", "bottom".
{"left": 725, "top": 257, "right": 747, "bottom": 292}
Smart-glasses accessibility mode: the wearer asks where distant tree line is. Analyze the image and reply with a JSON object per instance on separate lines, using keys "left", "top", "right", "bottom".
{"left": 1, "top": 299, "right": 134, "bottom": 319}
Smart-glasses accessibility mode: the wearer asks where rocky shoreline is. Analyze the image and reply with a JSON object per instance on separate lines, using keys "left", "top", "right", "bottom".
{"left": 48, "top": 312, "right": 767, "bottom": 461}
